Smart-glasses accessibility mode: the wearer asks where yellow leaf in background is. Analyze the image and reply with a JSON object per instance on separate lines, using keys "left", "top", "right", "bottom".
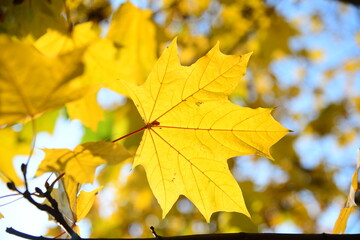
{"left": 57, "top": 174, "right": 79, "bottom": 225}
{"left": 35, "top": 23, "right": 109, "bottom": 129}
{"left": 107, "top": 1, "right": 157, "bottom": 86}
{"left": 38, "top": 141, "right": 130, "bottom": 184}
{"left": 79, "top": 1, "right": 158, "bottom": 97}
{"left": 76, "top": 186, "right": 101, "bottom": 222}
{"left": 0, "top": 128, "right": 30, "bottom": 185}
{"left": 35, "top": 21, "right": 123, "bottom": 92}
{"left": 354, "top": 97, "right": 360, "bottom": 113}
{"left": 0, "top": 37, "right": 86, "bottom": 127}
{"left": 52, "top": 174, "right": 101, "bottom": 229}
{"left": 34, "top": 22, "right": 99, "bottom": 56}
{"left": 356, "top": 32, "right": 360, "bottom": 46}
{"left": 310, "top": 15, "right": 323, "bottom": 33}
{"left": 35, "top": 2, "right": 157, "bottom": 97}
{"left": 333, "top": 207, "right": 355, "bottom": 234}
{"left": 123, "top": 39, "right": 289, "bottom": 221}
{"left": 66, "top": 92, "right": 105, "bottom": 131}
{"left": 0, "top": 212, "right": 3, "bottom": 219}
{"left": 0, "top": 111, "right": 59, "bottom": 185}
{"left": 309, "top": 49, "right": 324, "bottom": 62}
{"left": 19, "top": 110, "right": 60, "bottom": 139}
{"left": 333, "top": 149, "right": 360, "bottom": 233}
{"left": 343, "top": 60, "right": 360, "bottom": 72}
{"left": 0, "top": 0, "right": 67, "bottom": 41}
{"left": 79, "top": 39, "right": 124, "bottom": 94}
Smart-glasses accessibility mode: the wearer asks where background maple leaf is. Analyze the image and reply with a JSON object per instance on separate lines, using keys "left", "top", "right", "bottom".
{"left": 0, "top": 37, "right": 86, "bottom": 126}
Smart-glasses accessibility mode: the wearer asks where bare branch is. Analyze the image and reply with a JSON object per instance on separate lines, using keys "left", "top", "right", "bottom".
{"left": 7, "top": 227, "right": 360, "bottom": 240}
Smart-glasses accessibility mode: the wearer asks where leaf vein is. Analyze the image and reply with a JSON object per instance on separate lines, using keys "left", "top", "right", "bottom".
{"left": 153, "top": 55, "right": 242, "bottom": 122}
{"left": 151, "top": 129, "right": 247, "bottom": 212}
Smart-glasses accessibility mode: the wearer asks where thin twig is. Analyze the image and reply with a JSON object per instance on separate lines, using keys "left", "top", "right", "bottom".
{"left": 0, "top": 195, "right": 23, "bottom": 207}
{"left": 150, "top": 226, "right": 161, "bottom": 238}
{"left": 26, "top": 118, "right": 37, "bottom": 166}
{"left": 62, "top": 0, "right": 73, "bottom": 32}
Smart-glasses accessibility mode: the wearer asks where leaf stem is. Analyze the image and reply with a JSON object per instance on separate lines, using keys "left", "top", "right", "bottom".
{"left": 62, "top": 0, "right": 73, "bottom": 32}
{"left": 112, "top": 126, "right": 147, "bottom": 143}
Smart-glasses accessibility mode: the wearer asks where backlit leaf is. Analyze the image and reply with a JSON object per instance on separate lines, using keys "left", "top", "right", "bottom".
{"left": 66, "top": 92, "right": 105, "bottom": 131}
{"left": 0, "top": 128, "right": 29, "bottom": 185}
{"left": 107, "top": 1, "right": 157, "bottom": 86}
{"left": 38, "top": 141, "right": 130, "bottom": 184}
{"left": 34, "top": 22, "right": 99, "bottom": 56}
{"left": 0, "top": 0, "right": 67, "bottom": 40}
{"left": 52, "top": 174, "right": 101, "bottom": 229}
{"left": 35, "top": 22, "right": 107, "bottom": 129}
{"left": 0, "top": 37, "right": 86, "bottom": 127}
{"left": 122, "top": 39, "right": 289, "bottom": 221}
{"left": 333, "top": 207, "right": 355, "bottom": 234}
{"left": 333, "top": 149, "right": 360, "bottom": 233}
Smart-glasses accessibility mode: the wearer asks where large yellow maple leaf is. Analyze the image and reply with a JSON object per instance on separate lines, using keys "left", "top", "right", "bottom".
{"left": 119, "top": 39, "right": 290, "bottom": 221}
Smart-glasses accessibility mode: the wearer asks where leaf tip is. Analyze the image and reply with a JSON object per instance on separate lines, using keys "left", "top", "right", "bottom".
{"left": 168, "top": 37, "right": 178, "bottom": 50}
{"left": 214, "top": 40, "right": 221, "bottom": 50}
{"left": 242, "top": 51, "right": 253, "bottom": 59}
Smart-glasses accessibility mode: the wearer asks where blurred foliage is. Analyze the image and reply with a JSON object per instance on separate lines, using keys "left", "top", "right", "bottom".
{"left": 0, "top": 0, "right": 360, "bottom": 237}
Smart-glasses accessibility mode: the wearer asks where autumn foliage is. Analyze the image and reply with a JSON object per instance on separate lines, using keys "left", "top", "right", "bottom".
{"left": 0, "top": 0, "right": 359, "bottom": 238}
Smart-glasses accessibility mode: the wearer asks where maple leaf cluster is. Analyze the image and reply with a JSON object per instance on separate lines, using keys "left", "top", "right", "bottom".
{"left": 0, "top": 37, "right": 288, "bottom": 223}
{"left": 0, "top": 0, "right": 296, "bottom": 237}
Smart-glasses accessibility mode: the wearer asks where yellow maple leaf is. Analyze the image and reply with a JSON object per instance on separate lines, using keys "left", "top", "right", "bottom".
{"left": 35, "top": 22, "right": 106, "bottom": 130}
{"left": 119, "top": 39, "right": 289, "bottom": 221}
{"left": 81, "top": 1, "right": 158, "bottom": 95}
{"left": 34, "top": 21, "right": 99, "bottom": 56}
{"left": 333, "top": 149, "right": 360, "bottom": 233}
{"left": 50, "top": 174, "right": 101, "bottom": 232}
{"left": 0, "top": 37, "right": 86, "bottom": 127}
{"left": 35, "top": 2, "right": 157, "bottom": 94}
{"left": 106, "top": 1, "right": 157, "bottom": 86}
{"left": 38, "top": 141, "right": 130, "bottom": 184}
{"left": 66, "top": 91, "right": 105, "bottom": 131}
{"left": 0, "top": 0, "right": 67, "bottom": 41}
{"left": 0, "top": 128, "right": 29, "bottom": 185}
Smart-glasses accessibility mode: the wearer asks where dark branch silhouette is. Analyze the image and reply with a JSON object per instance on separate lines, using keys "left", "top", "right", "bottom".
{"left": 5, "top": 165, "right": 80, "bottom": 239}
{"left": 6, "top": 226, "right": 360, "bottom": 240}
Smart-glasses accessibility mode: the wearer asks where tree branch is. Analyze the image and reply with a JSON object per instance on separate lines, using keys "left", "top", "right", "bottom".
{"left": 90, "top": 233, "right": 360, "bottom": 240}
{"left": 6, "top": 169, "right": 80, "bottom": 239}
{"left": 6, "top": 227, "right": 360, "bottom": 240}
{"left": 333, "top": 0, "right": 360, "bottom": 7}
{"left": 6, "top": 227, "right": 53, "bottom": 240}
